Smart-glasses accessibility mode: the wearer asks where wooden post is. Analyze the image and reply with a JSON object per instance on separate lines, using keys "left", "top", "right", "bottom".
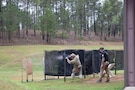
{"left": 22, "top": 58, "right": 26, "bottom": 83}
{"left": 26, "top": 58, "right": 33, "bottom": 82}
{"left": 64, "top": 51, "right": 66, "bottom": 82}
{"left": 124, "top": 0, "right": 135, "bottom": 87}
{"left": 21, "top": 66, "right": 23, "bottom": 83}
{"left": 26, "top": 60, "right": 28, "bottom": 82}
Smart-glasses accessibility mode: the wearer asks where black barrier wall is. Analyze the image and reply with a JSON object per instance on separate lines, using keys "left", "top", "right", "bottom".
{"left": 84, "top": 51, "right": 93, "bottom": 75}
{"left": 115, "top": 50, "right": 124, "bottom": 70}
{"left": 45, "top": 50, "right": 85, "bottom": 76}
{"left": 45, "top": 50, "right": 64, "bottom": 76}
{"left": 92, "top": 50, "right": 100, "bottom": 73}
{"left": 44, "top": 50, "right": 124, "bottom": 76}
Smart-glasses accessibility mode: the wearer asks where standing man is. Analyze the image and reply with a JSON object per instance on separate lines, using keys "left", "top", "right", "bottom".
{"left": 65, "top": 53, "right": 83, "bottom": 80}
{"left": 97, "top": 47, "right": 110, "bottom": 83}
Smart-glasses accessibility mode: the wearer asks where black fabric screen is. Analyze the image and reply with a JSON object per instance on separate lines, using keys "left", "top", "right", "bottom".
{"left": 84, "top": 51, "right": 93, "bottom": 75}
{"left": 115, "top": 50, "right": 124, "bottom": 70}
{"left": 44, "top": 49, "right": 123, "bottom": 76}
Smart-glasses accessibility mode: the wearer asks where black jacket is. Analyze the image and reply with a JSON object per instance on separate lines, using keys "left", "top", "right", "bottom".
{"left": 100, "top": 51, "right": 109, "bottom": 62}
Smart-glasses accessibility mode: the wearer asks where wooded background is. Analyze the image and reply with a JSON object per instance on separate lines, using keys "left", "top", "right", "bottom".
{"left": 0, "top": 0, "right": 123, "bottom": 44}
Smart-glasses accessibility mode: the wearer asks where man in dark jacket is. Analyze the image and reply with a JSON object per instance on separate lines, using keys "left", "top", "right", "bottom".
{"left": 97, "top": 47, "right": 110, "bottom": 83}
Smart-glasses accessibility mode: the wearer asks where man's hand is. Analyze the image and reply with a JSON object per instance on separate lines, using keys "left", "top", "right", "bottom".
{"left": 65, "top": 57, "right": 68, "bottom": 60}
{"left": 105, "top": 61, "right": 109, "bottom": 65}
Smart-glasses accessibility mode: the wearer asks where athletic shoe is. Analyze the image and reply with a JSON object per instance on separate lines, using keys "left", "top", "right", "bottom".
{"left": 96, "top": 80, "right": 102, "bottom": 83}
{"left": 105, "top": 80, "right": 110, "bottom": 82}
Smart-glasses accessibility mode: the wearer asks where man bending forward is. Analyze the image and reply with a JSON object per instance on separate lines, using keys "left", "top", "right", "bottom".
{"left": 65, "top": 53, "right": 83, "bottom": 80}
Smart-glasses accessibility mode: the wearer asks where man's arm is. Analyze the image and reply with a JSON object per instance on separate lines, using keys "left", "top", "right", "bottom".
{"left": 65, "top": 57, "right": 72, "bottom": 64}
{"left": 66, "top": 56, "right": 77, "bottom": 64}
{"left": 101, "top": 57, "right": 105, "bottom": 68}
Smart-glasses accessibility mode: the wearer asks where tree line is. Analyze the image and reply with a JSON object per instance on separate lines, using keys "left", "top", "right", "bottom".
{"left": 0, "top": 0, "right": 123, "bottom": 43}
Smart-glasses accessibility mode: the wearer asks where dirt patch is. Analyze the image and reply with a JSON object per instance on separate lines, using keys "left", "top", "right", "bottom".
{"left": 84, "top": 74, "right": 124, "bottom": 84}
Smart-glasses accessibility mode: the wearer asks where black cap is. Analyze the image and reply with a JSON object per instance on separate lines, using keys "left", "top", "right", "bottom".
{"left": 99, "top": 47, "right": 104, "bottom": 50}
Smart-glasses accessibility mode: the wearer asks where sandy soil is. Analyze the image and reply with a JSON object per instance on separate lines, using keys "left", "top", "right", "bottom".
{"left": 84, "top": 74, "right": 124, "bottom": 84}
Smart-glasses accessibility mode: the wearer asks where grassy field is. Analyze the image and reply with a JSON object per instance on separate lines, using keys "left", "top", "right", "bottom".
{"left": 0, "top": 45, "right": 124, "bottom": 90}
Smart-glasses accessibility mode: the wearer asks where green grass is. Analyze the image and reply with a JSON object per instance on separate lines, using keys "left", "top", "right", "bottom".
{"left": 24, "top": 79, "right": 123, "bottom": 90}
{"left": 0, "top": 45, "right": 124, "bottom": 90}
